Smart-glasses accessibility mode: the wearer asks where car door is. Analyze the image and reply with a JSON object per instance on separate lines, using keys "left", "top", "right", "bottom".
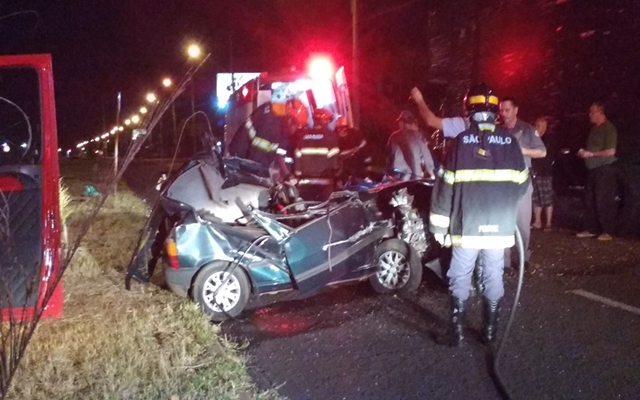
{"left": 224, "top": 78, "right": 259, "bottom": 155}
{"left": 0, "top": 54, "right": 61, "bottom": 320}
{"left": 284, "top": 201, "right": 380, "bottom": 293}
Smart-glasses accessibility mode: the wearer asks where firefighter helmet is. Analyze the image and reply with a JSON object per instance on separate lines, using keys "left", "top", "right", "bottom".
{"left": 312, "top": 108, "right": 334, "bottom": 126}
{"left": 463, "top": 83, "right": 499, "bottom": 115}
{"left": 287, "top": 99, "right": 309, "bottom": 128}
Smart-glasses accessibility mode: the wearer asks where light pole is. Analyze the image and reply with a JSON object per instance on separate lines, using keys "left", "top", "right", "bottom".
{"left": 351, "top": 0, "right": 360, "bottom": 129}
{"left": 162, "top": 78, "right": 177, "bottom": 137}
{"left": 187, "top": 44, "right": 202, "bottom": 153}
{"left": 163, "top": 77, "right": 176, "bottom": 156}
{"left": 145, "top": 93, "right": 158, "bottom": 156}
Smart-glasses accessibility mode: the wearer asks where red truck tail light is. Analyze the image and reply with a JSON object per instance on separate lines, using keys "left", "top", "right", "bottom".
{"left": 0, "top": 175, "right": 23, "bottom": 192}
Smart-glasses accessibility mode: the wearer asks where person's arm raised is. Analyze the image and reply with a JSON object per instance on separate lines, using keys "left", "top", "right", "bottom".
{"left": 410, "top": 87, "right": 443, "bottom": 131}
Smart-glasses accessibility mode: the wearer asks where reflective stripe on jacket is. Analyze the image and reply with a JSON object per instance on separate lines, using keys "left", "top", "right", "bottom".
{"left": 293, "top": 126, "right": 340, "bottom": 178}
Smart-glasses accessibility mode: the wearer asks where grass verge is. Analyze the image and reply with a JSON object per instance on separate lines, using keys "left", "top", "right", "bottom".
{"left": 8, "top": 159, "right": 280, "bottom": 400}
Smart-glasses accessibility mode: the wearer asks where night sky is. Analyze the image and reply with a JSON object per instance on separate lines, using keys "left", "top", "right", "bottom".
{"left": 2, "top": 0, "right": 639, "bottom": 158}
{"left": 2, "top": 0, "right": 363, "bottom": 149}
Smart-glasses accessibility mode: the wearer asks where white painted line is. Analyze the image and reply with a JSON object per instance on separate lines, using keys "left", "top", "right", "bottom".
{"left": 568, "top": 289, "right": 640, "bottom": 316}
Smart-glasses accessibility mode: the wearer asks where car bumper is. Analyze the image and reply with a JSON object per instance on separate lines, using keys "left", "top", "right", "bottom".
{"left": 163, "top": 262, "right": 198, "bottom": 298}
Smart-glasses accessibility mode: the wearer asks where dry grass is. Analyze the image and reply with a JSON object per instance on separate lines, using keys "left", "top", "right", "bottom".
{"left": 7, "top": 159, "right": 280, "bottom": 400}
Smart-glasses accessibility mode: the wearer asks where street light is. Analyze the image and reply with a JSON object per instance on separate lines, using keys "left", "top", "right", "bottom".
{"left": 131, "top": 115, "right": 140, "bottom": 124}
{"left": 162, "top": 77, "right": 177, "bottom": 153}
{"left": 146, "top": 92, "right": 157, "bottom": 103}
{"left": 187, "top": 44, "right": 201, "bottom": 59}
{"left": 186, "top": 44, "right": 202, "bottom": 152}
{"left": 125, "top": 119, "right": 131, "bottom": 125}
{"left": 140, "top": 106, "right": 148, "bottom": 114}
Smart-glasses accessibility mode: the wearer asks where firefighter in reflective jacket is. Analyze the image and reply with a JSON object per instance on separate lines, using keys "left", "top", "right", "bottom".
{"left": 292, "top": 108, "right": 341, "bottom": 201}
{"left": 227, "top": 96, "right": 308, "bottom": 181}
{"left": 428, "top": 83, "right": 529, "bottom": 347}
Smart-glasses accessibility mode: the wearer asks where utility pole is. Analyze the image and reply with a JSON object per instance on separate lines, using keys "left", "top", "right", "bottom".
{"left": 230, "top": 34, "right": 235, "bottom": 89}
{"left": 352, "top": 0, "right": 360, "bottom": 129}
{"left": 228, "top": 34, "right": 235, "bottom": 152}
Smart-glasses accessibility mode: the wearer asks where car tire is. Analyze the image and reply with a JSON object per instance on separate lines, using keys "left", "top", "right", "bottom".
{"left": 369, "top": 238, "right": 422, "bottom": 294}
{"left": 192, "top": 261, "right": 251, "bottom": 322}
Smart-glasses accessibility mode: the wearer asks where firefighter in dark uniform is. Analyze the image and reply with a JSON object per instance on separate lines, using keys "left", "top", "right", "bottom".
{"left": 336, "top": 116, "right": 369, "bottom": 179}
{"left": 292, "top": 108, "right": 341, "bottom": 201}
{"left": 227, "top": 95, "right": 308, "bottom": 182}
{"left": 429, "top": 84, "right": 529, "bottom": 346}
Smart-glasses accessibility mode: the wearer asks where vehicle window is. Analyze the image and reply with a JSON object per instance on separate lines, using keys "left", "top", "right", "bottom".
{"left": 0, "top": 67, "right": 42, "bottom": 165}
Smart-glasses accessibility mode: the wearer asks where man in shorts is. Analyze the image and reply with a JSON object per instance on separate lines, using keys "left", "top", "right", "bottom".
{"left": 531, "top": 117, "right": 555, "bottom": 230}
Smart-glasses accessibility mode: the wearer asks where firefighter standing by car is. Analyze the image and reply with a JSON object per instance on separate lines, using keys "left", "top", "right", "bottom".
{"left": 227, "top": 87, "right": 308, "bottom": 183}
{"left": 428, "top": 84, "right": 529, "bottom": 347}
{"left": 292, "top": 108, "right": 341, "bottom": 201}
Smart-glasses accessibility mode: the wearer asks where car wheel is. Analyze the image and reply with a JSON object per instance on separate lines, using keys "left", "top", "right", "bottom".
{"left": 192, "top": 261, "right": 251, "bottom": 322}
{"left": 370, "top": 238, "right": 422, "bottom": 294}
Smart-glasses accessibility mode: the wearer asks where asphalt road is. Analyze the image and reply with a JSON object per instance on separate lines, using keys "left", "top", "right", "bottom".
{"left": 123, "top": 159, "right": 640, "bottom": 400}
{"left": 221, "top": 230, "right": 640, "bottom": 400}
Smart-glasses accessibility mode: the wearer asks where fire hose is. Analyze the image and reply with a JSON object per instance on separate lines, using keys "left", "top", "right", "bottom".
{"left": 488, "top": 227, "right": 525, "bottom": 400}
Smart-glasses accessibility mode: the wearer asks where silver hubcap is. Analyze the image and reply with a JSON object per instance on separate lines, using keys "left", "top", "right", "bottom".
{"left": 202, "top": 271, "right": 241, "bottom": 312}
{"left": 376, "top": 250, "right": 410, "bottom": 289}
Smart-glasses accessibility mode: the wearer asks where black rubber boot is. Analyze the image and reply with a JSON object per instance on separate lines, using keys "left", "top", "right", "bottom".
{"left": 483, "top": 298, "right": 501, "bottom": 344}
{"left": 473, "top": 257, "right": 485, "bottom": 295}
{"left": 449, "top": 297, "right": 466, "bottom": 347}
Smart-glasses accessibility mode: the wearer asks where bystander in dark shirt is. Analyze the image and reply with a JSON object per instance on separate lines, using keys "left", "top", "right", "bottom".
{"left": 585, "top": 120, "right": 617, "bottom": 170}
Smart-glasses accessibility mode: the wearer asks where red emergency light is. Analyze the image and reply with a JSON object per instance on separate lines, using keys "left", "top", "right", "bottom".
{"left": 308, "top": 57, "right": 334, "bottom": 80}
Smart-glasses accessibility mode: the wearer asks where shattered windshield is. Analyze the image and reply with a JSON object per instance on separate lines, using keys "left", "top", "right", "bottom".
{"left": 0, "top": 67, "right": 41, "bottom": 165}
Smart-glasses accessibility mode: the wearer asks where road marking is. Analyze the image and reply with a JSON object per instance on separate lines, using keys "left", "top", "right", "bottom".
{"left": 568, "top": 289, "right": 640, "bottom": 316}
